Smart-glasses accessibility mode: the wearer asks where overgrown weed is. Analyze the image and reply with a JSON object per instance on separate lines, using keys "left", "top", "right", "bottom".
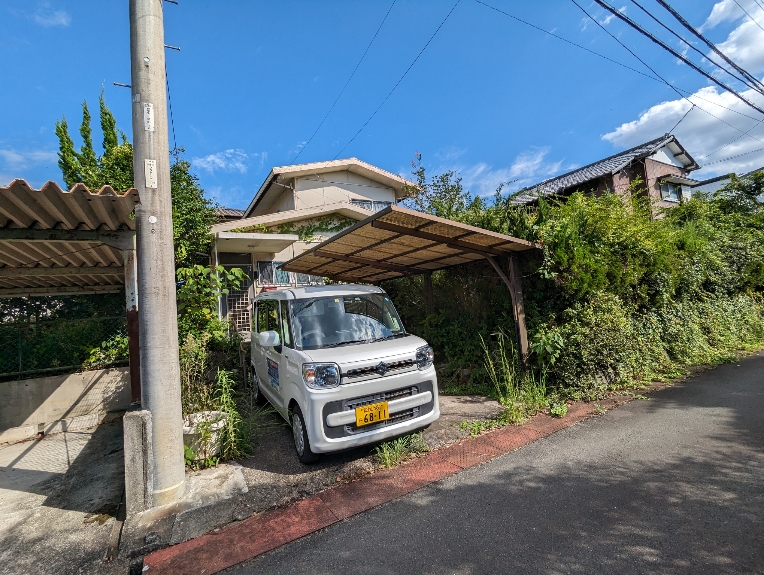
{"left": 373, "top": 432, "right": 429, "bottom": 468}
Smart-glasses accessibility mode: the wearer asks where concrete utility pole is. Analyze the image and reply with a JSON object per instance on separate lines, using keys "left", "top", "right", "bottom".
{"left": 129, "top": 0, "right": 185, "bottom": 506}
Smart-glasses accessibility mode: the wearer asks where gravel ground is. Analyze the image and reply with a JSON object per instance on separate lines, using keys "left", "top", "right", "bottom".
{"left": 233, "top": 395, "right": 504, "bottom": 516}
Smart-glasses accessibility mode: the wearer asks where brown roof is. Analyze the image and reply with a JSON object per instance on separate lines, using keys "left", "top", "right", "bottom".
{"left": 280, "top": 205, "right": 537, "bottom": 284}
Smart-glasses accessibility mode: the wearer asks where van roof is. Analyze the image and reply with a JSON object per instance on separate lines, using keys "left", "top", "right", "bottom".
{"left": 255, "top": 284, "right": 385, "bottom": 301}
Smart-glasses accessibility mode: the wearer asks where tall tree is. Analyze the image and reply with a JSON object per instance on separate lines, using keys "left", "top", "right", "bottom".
{"left": 54, "top": 93, "right": 219, "bottom": 266}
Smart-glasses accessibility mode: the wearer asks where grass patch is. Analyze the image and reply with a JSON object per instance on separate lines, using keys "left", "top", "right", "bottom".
{"left": 373, "top": 432, "right": 429, "bottom": 468}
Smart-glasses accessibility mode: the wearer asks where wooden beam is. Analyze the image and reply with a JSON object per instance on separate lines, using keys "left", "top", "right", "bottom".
{"left": 486, "top": 255, "right": 529, "bottom": 363}
{"left": 0, "top": 285, "right": 123, "bottom": 297}
{"left": 313, "top": 249, "right": 427, "bottom": 275}
{"left": 371, "top": 220, "right": 513, "bottom": 257}
{"left": 0, "top": 228, "right": 135, "bottom": 250}
{"left": 0, "top": 266, "right": 124, "bottom": 278}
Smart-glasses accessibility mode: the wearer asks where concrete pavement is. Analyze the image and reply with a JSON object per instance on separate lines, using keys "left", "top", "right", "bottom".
{"left": 225, "top": 352, "right": 764, "bottom": 574}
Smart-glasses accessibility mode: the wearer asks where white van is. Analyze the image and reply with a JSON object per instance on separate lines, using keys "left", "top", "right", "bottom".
{"left": 250, "top": 284, "right": 440, "bottom": 463}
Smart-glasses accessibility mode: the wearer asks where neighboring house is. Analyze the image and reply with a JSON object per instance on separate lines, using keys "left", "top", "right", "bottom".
{"left": 514, "top": 134, "right": 700, "bottom": 209}
{"left": 689, "top": 166, "right": 764, "bottom": 195}
{"left": 216, "top": 207, "right": 245, "bottom": 223}
{"left": 210, "top": 158, "right": 414, "bottom": 333}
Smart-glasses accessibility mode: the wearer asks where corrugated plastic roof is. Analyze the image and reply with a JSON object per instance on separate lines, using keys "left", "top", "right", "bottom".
{"left": 280, "top": 205, "right": 537, "bottom": 284}
{"left": 0, "top": 179, "right": 140, "bottom": 295}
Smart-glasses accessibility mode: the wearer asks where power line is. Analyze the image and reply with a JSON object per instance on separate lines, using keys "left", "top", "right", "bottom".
{"left": 733, "top": 0, "right": 764, "bottom": 34}
{"left": 331, "top": 0, "right": 461, "bottom": 160}
{"left": 655, "top": 0, "right": 764, "bottom": 95}
{"left": 700, "top": 117, "right": 764, "bottom": 159}
{"left": 165, "top": 64, "right": 178, "bottom": 152}
{"left": 571, "top": 0, "right": 764, "bottom": 149}
{"left": 703, "top": 145, "right": 764, "bottom": 166}
{"left": 474, "top": 0, "right": 760, "bottom": 122}
{"left": 669, "top": 103, "right": 695, "bottom": 134}
{"left": 630, "top": 0, "right": 764, "bottom": 97}
{"left": 289, "top": 0, "right": 397, "bottom": 166}
{"left": 592, "top": 0, "right": 764, "bottom": 116}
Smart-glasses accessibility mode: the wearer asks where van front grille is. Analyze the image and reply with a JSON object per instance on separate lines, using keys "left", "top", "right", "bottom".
{"left": 344, "top": 359, "right": 416, "bottom": 380}
{"left": 342, "top": 386, "right": 418, "bottom": 411}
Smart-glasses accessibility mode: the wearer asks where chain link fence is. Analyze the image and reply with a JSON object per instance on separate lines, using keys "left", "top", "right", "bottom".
{"left": 0, "top": 316, "right": 128, "bottom": 382}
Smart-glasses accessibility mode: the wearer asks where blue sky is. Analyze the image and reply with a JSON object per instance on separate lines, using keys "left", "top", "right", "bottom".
{"left": 2, "top": 0, "right": 763, "bottom": 208}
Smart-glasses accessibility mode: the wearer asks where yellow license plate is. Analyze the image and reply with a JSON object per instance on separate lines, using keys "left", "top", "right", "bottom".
{"left": 355, "top": 401, "right": 389, "bottom": 427}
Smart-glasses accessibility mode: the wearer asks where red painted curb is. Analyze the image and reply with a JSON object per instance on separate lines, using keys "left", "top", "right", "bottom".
{"left": 143, "top": 397, "right": 629, "bottom": 574}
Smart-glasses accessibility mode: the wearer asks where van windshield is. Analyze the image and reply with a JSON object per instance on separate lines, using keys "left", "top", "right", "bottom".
{"left": 290, "top": 294, "right": 406, "bottom": 350}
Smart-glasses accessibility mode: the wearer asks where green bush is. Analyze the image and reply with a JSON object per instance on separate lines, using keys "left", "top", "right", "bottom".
{"left": 383, "top": 163, "right": 764, "bottom": 400}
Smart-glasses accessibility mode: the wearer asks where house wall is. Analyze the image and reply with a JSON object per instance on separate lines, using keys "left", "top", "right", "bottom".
{"left": 644, "top": 158, "right": 691, "bottom": 209}
{"left": 294, "top": 170, "right": 396, "bottom": 210}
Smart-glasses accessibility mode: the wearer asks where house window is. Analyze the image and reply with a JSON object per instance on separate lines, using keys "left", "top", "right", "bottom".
{"left": 659, "top": 182, "right": 681, "bottom": 201}
{"left": 295, "top": 273, "right": 325, "bottom": 286}
{"left": 350, "top": 199, "right": 393, "bottom": 212}
{"left": 257, "top": 261, "right": 291, "bottom": 286}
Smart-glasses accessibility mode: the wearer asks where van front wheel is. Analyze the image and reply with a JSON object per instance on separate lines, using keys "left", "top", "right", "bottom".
{"left": 291, "top": 405, "right": 320, "bottom": 464}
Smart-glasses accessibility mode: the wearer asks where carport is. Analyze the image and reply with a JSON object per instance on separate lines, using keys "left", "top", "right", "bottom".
{"left": 279, "top": 205, "right": 538, "bottom": 358}
{"left": 0, "top": 179, "right": 141, "bottom": 400}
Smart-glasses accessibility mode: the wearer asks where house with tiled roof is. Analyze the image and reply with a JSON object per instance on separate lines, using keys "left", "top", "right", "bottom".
{"left": 514, "top": 135, "right": 700, "bottom": 209}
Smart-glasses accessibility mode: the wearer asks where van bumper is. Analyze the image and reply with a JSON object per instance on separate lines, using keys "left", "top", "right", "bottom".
{"left": 304, "top": 365, "right": 439, "bottom": 454}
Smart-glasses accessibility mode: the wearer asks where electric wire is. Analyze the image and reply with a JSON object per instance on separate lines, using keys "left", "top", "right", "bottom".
{"left": 331, "top": 0, "right": 461, "bottom": 160}
{"left": 572, "top": 0, "right": 764, "bottom": 149}
{"left": 592, "top": 0, "right": 764, "bottom": 116}
{"left": 703, "top": 145, "right": 764, "bottom": 166}
{"left": 668, "top": 103, "right": 695, "bottom": 134}
{"left": 700, "top": 117, "right": 764, "bottom": 159}
{"left": 165, "top": 64, "right": 178, "bottom": 153}
{"left": 289, "top": 0, "right": 397, "bottom": 166}
{"left": 733, "top": 0, "right": 764, "bottom": 34}
{"left": 630, "top": 0, "right": 764, "bottom": 96}
{"left": 474, "top": 0, "right": 760, "bottom": 122}
{"left": 655, "top": 0, "right": 764, "bottom": 94}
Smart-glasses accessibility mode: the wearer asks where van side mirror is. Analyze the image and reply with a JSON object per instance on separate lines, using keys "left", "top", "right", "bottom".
{"left": 258, "top": 330, "right": 280, "bottom": 347}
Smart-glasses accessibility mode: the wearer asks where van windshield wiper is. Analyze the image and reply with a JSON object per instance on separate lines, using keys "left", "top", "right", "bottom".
{"left": 321, "top": 339, "right": 370, "bottom": 348}
{"left": 372, "top": 333, "right": 407, "bottom": 342}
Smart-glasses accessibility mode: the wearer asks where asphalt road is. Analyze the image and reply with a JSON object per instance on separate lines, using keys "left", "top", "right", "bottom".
{"left": 225, "top": 352, "right": 764, "bottom": 575}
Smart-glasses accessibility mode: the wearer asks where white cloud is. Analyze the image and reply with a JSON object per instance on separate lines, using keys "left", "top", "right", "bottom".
{"left": 438, "top": 148, "right": 568, "bottom": 197}
{"left": 192, "top": 149, "right": 266, "bottom": 174}
{"left": 0, "top": 149, "right": 58, "bottom": 170}
{"left": 601, "top": 0, "right": 764, "bottom": 177}
{"left": 33, "top": 3, "right": 71, "bottom": 27}
{"left": 602, "top": 84, "right": 764, "bottom": 177}
{"left": 701, "top": 0, "right": 741, "bottom": 31}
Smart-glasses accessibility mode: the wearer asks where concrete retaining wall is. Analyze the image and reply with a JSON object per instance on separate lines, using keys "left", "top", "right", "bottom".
{"left": 0, "top": 367, "right": 130, "bottom": 443}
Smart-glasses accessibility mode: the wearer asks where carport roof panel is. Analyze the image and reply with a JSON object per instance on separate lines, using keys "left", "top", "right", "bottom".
{"left": 0, "top": 179, "right": 140, "bottom": 231}
{"left": 280, "top": 205, "right": 537, "bottom": 283}
{"left": 0, "top": 180, "right": 140, "bottom": 296}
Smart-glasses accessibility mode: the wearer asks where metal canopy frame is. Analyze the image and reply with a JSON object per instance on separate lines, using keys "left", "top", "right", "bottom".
{"left": 279, "top": 205, "right": 539, "bottom": 359}
{"left": 0, "top": 179, "right": 142, "bottom": 400}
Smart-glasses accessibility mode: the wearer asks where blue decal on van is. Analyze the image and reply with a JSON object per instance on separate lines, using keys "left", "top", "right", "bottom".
{"left": 267, "top": 358, "right": 280, "bottom": 388}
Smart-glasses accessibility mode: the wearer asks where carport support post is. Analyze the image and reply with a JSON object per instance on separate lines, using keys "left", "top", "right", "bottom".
{"left": 129, "top": 0, "right": 185, "bottom": 506}
{"left": 486, "top": 256, "right": 529, "bottom": 364}
{"left": 122, "top": 243, "right": 141, "bottom": 404}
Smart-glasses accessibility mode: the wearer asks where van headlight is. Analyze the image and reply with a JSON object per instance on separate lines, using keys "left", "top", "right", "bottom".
{"left": 416, "top": 345, "right": 434, "bottom": 370}
{"left": 302, "top": 363, "right": 340, "bottom": 389}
